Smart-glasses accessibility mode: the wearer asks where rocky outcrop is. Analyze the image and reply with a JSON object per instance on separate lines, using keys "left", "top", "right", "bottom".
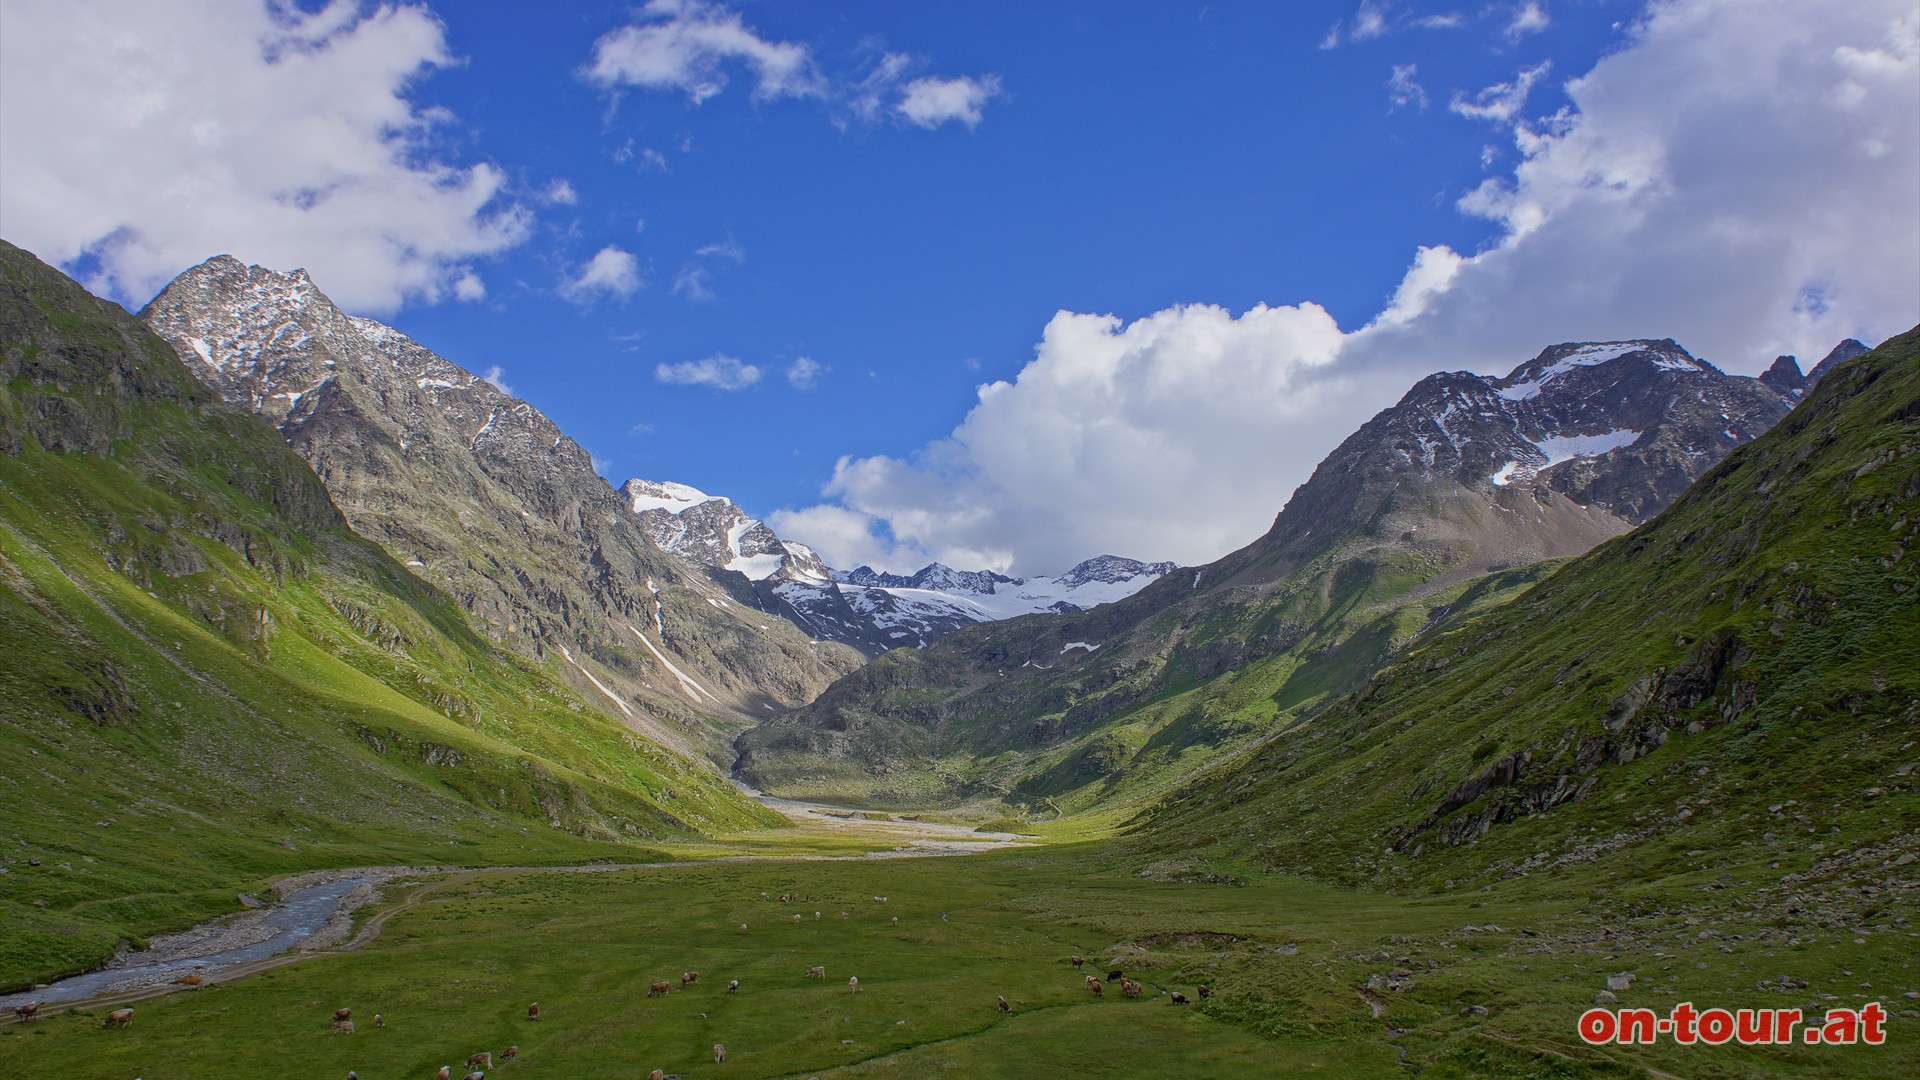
{"left": 140, "top": 255, "right": 862, "bottom": 753}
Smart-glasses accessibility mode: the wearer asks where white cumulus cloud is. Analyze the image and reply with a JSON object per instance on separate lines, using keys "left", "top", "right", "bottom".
{"left": 481, "top": 365, "right": 514, "bottom": 396}
{"left": 1387, "top": 63, "right": 1429, "bottom": 110}
{"left": 562, "top": 246, "right": 642, "bottom": 304}
{"left": 0, "top": 0, "right": 530, "bottom": 313}
{"left": 585, "top": 0, "right": 819, "bottom": 103}
{"left": 897, "top": 75, "right": 1003, "bottom": 129}
{"left": 656, "top": 354, "right": 761, "bottom": 391}
{"left": 776, "top": 0, "right": 1919, "bottom": 576}
{"left": 1505, "top": 2, "right": 1551, "bottom": 41}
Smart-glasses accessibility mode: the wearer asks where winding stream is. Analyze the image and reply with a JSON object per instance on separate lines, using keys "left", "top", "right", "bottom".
{"left": 0, "top": 876, "right": 379, "bottom": 1008}
{"left": 2, "top": 790, "right": 1024, "bottom": 1013}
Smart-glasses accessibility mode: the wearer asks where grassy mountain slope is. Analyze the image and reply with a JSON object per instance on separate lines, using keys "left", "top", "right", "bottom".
{"left": 739, "top": 343, "right": 1793, "bottom": 817}
{"left": 1128, "top": 328, "right": 1919, "bottom": 920}
{"left": 0, "top": 241, "right": 776, "bottom": 990}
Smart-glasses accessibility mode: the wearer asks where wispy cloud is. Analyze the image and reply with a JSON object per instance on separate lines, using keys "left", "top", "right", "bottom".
{"left": 785, "top": 356, "right": 824, "bottom": 389}
{"left": 656, "top": 354, "right": 761, "bottom": 390}
{"left": 587, "top": 2, "right": 1002, "bottom": 131}
{"left": 481, "top": 365, "right": 514, "bottom": 396}
{"left": 1505, "top": 2, "right": 1551, "bottom": 42}
{"left": 1450, "top": 61, "right": 1552, "bottom": 125}
{"left": 1386, "top": 63, "right": 1428, "bottom": 111}
{"left": 542, "top": 179, "right": 579, "bottom": 206}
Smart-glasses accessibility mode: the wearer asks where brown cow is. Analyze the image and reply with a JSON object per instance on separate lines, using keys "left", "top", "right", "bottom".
{"left": 1197, "top": 984, "right": 1211, "bottom": 999}
{"left": 682, "top": 970, "right": 699, "bottom": 989}
{"left": 713, "top": 1042, "right": 727, "bottom": 1063}
{"left": 103, "top": 1008, "right": 134, "bottom": 1028}
{"left": 373, "top": 1013, "right": 385, "bottom": 1028}
{"left": 1085, "top": 976, "right": 1103, "bottom": 999}
{"left": 1170, "top": 992, "right": 1189, "bottom": 1005}
{"left": 467, "top": 1051, "right": 492, "bottom": 1069}
{"left": 649, "top": 1071, "right": 665, "bottom": 1080}
{"left": 648, "top": 981, "right": 672, "bottom": 997}
{"left": 1121, "top": 979, "right": 1143, "bottom": 999}
{"left": 437, "top": 1068, "right": 451, "bottom": 1080}
{"left": 1069, "top": 956, "right": 1085, "bottom": 968}
{"left": 727, "top": 979, "right": 739, "bottom": 993}
{"left": 997, "top": 995, "right": 1011, "bottom": 1013}
{"left": 10, "top": 1002, "right": 38, "bottom": 1022}
{"left": 502, "top": 1044, "right": 518, "bottom": 1060}
{"left": 805, "top": 965, "right": 825, "bottom": 979}
{"left": 334, "top": 1007, "right": 352, "bottom": 1022}
{"left": 1106, "top": 969, "right": 1124, "bottom": 982}
{"left": 528, "top": 1001, "right": 540, "bottom": 1020}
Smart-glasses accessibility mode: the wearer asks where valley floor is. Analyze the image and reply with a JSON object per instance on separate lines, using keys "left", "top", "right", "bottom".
{"left": 2, "top": 808, "right": 1912, "bottom": 1079}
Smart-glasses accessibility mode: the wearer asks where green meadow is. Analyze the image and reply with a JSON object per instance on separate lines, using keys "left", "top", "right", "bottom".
{"left": 5, "top": 828, "right": 1912, "bottom": 1079}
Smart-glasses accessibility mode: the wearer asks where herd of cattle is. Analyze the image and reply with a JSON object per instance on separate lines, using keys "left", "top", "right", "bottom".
{"left": 12, "top": 887, "right": 1214, "bottom": 1075}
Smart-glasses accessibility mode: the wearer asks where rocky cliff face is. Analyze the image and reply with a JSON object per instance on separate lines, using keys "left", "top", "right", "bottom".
{"left": 737, "top": 337, "right": 1830, "bottom": 806}
{"left": 140, "top": 255, "right": 862, "bottom": 759}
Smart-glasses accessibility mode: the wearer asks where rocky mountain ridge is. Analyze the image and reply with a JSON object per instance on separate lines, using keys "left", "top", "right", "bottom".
{"left": 139, "top": 255, "right": 863, "bottom": 761}
{"left": 619, "top": 473, "right": 1174, "bottom": 653}
{"left": 737, "top": 336, "right": 1835, "bottom": 807}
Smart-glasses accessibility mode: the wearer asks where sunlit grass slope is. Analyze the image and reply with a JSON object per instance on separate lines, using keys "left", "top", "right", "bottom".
{"left": 0, "top": 240, "right": 777, "bottom": 990}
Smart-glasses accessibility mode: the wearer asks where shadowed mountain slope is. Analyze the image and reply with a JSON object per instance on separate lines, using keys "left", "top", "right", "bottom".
{"left": 1128, "top": 329, "right": 1919, "bottom": 914}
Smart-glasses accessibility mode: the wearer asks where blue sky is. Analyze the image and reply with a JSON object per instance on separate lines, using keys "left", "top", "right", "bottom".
{"left": 3, "top": 1, "right": 1916, "bottom": 572}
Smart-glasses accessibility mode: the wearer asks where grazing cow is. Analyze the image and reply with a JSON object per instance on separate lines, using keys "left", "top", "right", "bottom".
{"left": 348, "top": 1073, "right": 358, "bottom": 1080}
{"left": 463, "top": 1073, "right": 485, "bottom": 1080}
{"left": 1121, "top": 979, "right": 1143, "bottom": 999}
{"left": 682, "top": 970, "right": 699, "bottom": 989}
{"left": 1197, "top": 984, "right": 1211, "bottom": 999}
{"left": 840, "top": 911, "right": 849, "bottom": 920}
{"left": 1088, "top": 979, "right": 1103, "bottom": 999}
{"left": 10, "top": 1002, "right": 38, "bottom": 1022}
{"left": 739, "top": 923, "right": 749, "bottom": 933}
{"left": 649, "top": 1071, "right": 665, "bottom": 1080}
{"left": 103, "top": 1008, "right": 134, "bottom": 1028}
{"left": 814, "top": 911, "right": 821, "bottom": 920}
{"left": 848, "top": 976, "right": 860, "bottom": 993}
{"left": 727, "top": 979, "right": 739, "bottom": 994}
{"left": 714, "top": 1042, "right": 727, "bottom": 1063}
{"left": 334, "top": 1007, "right": 352, "bottom": 1022}
{"left": 171, "top": 974, "right": 204, "bottom": 987}
{"left": 1069, "top": 956, "right": 1085, "bottom": 968}
{"left": 648, "top": 981, "right": 672, "bottom": 997}
{"left": 890, "top": 916, "right": 899, "bottom": 926}
{"left": 1106, "top": 969, "right": 1124, "bottom": 982}
{"left": 502, "top": 1045, "right": 518, "bottom": 1060}
{"left": 1169, "top": 992, "right": 1189, "bottom": 1005}
{"left": 527, "top": 1002, "right": 540, "bottom": 1021}
{"left": 793, "top": 914, "right": 803, "bottom": 923}
{"left": 333, "top": 1019, "right": 355, "bottom": 1034}
{"left": 373, "top": 1013, "right": 385, "bottom": 1028}
{"left": 437, "top": 1068, "right": 451, "bottom": 1080}
{"left": 467, "top": 1051, "right": 492, "bottom": 1069}
{"left": 872, "top": 896, "right": 887, "bottom": 904}
{"left": 805, "top": 965, "right": 826, "bottom": 979}
{"left": 997, "top": 995, "right": 1011, "bottom": 1013}
{"left": 761, "top": 891, "right": 770, "bottom": 900}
